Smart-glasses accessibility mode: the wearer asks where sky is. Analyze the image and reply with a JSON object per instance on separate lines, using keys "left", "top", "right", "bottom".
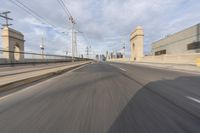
{"left": 0, "top": 0, "right": 200, "bottom": 58}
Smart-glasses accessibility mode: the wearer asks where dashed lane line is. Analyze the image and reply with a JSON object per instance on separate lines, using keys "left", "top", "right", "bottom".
{"left": 186, "top": 96, "right": 200, "bottom": 104}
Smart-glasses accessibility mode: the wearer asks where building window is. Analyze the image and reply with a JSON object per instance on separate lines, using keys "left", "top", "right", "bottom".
{"left": 187, "top": 42, "right": 200, "bottom": 50}
{"left": 155, "top": 49, "right": 166, "bottom": 56}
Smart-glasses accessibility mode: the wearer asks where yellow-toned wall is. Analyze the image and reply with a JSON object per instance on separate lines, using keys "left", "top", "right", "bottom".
{"left": 108, "top": 54, "right": 200, "bottom": 66}
{"left": 141, "top": 54, "right": 200, "bottom": 65}
{"left": 197, "top": 58, "right": 200, "bottom": 67}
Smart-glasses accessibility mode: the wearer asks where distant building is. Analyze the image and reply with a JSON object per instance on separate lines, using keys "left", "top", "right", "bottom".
{"left": 110, "top": 52, "right": 115, "bottom": 59}
{"left": 100, "top": 54, "right": 106, "bottom": 61}
{"left": 96, "top": 54, "right": 99, "bottom": 60}
{"left": 116, "top": 52, "right": 123, "bottom": 58}
{"left": 106, "top": 51, "right": 109, "bottom": 60}
{"left": 152, "top": 23, "right": 200, "bottom": 56}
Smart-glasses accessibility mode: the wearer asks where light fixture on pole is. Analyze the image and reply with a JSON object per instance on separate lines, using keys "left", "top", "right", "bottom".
{"left": 40, "top": 35, "right": 45, "bottom": 59}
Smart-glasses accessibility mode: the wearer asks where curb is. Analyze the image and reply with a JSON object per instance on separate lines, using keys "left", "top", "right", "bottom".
{"left": 0, "top": 62, "right": 91, "bottom": 93}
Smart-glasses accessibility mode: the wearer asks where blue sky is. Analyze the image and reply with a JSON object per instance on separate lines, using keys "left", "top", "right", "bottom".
{"left": 0, "top": 0, "right": 200, "bottom": 57}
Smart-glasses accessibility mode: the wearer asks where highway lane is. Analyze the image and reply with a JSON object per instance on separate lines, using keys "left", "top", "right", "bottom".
{"left": 0, "top": 62, "right": 200, "bottom": 133}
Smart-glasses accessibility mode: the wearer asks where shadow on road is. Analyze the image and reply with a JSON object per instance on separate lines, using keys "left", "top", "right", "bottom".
{"left": 107, "top": 76, "right": 200, "bottom": 133}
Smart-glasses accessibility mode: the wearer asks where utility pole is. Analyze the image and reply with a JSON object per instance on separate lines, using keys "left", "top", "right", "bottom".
{"left": 74, "top": 31, "right": 77, "bottom": 57}
{"left": 40, "top": 35, "right": 45, "bottom": 59}
{"left": 86, "top": 46, "right": 89, "bottom": 59}
{"left": 123, "top": 42, "right": 126, "bottom": 58}
{"left": 86, "top": 46, "right": 91, "bottom": 59}
{"left": 70, "top": 16, "right": 76, "bottom": 62}
{"left": 65, "top": 49, "right": 68, "bottom": 56}
{"left": 0, "top": 11, "right": 13, "bottom": 27}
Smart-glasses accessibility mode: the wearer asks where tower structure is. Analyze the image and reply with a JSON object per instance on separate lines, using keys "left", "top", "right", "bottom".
{"left": 130, "top": 26, "right": 144, "bottom": 61}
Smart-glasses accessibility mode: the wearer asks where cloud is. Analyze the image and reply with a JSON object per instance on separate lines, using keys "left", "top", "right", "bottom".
{"left": 0, "top": 0, "right": 200, "bottom": 57}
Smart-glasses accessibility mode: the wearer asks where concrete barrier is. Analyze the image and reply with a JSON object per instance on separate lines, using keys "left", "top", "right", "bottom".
{"left": 107, "top": 58, "right": 131, "bottom": 63}
{"left": 0, "top": 61, "right": 92, "bottom": 93}
{"left": 141, "top": 53, "right": 200, "bottom": 65}
{"left": 108, "top": 54, "right": 200, "bottom": 66}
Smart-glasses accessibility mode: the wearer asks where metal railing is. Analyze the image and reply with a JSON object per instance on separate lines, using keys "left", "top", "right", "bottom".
{"left": 0, "top": 49, "right": 88, "bottom": 65}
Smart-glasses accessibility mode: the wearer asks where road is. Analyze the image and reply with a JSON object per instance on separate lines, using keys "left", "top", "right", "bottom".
{"left": 0, "top": 62, "right": 200, "bottom": 133}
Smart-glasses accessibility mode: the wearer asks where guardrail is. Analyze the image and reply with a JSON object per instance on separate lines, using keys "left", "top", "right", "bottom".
{"left": 0, "top": 49, "right": 89, "bottom": 65}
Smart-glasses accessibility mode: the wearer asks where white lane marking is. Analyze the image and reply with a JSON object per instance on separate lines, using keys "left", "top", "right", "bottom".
{"left": 186, "top": 96, "right": 200, "bottom": 104}
{"left": 119, "top": 68, "right": 127, "bottom": 72}
{"left": 0, "top": 64, "right": 89, "bottom": 101}
{"left": 108, "top": 64, "right": 127, "bottom": 72}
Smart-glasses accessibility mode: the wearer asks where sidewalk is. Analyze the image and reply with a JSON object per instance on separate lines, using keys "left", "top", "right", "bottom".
{"left": 0, "top": 61, "right": 91, "bottom": 92}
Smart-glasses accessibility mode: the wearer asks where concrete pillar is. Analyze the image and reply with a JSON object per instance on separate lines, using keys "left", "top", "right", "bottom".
{"left": 130, "top": 26, "right": 144, "bottom": 61}
{"left": 2, "top": 26, "right": 25, "bottom": 63}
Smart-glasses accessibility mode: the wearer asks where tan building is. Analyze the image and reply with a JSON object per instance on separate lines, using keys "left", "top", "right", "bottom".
{"left": 152, "top": 23, "right": 200, "bottom": 56}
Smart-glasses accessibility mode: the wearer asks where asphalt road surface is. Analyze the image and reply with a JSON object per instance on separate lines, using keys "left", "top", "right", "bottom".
{"left": 0, "top": 62, "right": 200, "bottom": 133}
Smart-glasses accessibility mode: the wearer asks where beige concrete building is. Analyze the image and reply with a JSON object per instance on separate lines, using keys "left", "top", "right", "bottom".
{"left": 2, "top": 26, "right": 25, "bottom": 63}
{"left": 130, "top": 26, "right": 144, "bottom": 61}
{"left": 152, "top": 24, "right": 200, "bottom": 56}
{"left": 108, "top": 24, "right": 200, "bottom": 66}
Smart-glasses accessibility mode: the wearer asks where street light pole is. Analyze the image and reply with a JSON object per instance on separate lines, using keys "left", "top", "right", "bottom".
{"left": 40, "top": 35, "right": 45, "bottom": 59}
{"left": 70, "top": 16, "right": 76, "bottom": 62}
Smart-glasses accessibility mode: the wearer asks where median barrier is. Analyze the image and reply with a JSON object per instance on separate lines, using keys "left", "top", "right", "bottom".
{"left": 0, "top": 61, "right": 92, "bottom": 93}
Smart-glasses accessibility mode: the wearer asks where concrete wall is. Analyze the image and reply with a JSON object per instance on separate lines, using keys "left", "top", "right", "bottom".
{"left": 152, "top": 24, "right": 200, "bottom": 55}
{"left": 107, "top": 58, "right": 131, "bottom": 63}
{"left": 0, "top": 58, "right": 86, "bottom": 65}
{"left": 108, "top": 54, "right": 200, "bottom": 66}
{"left": 0, "top": 58, "right": 8, "bottom": 64}
{"left": 141, "top": 53, "right": 200, "bottom": 65}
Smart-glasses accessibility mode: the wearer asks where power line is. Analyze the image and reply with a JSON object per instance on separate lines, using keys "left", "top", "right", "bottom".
{"left": 57, "top": 0, "right": 75, "bottom": 25}
{"left": 57, "top": 0, "right": 71, "bottom": 18}
{"left": 57, "top": 0, "right": 78, "bottom": 60}
{"left": 9, "top": 0, "right": 70, "bottom": 36}
{"left": 56, "top": 0, "right": 88, "bottom": 40}
{"left": 56, "top": 0, "right": 92, "bottom": 55}
{"left": 9, "top": 0, "right": 90, "bottom": 57}
{"left": 9, "top": 0, "right": 57, "bottom": 28}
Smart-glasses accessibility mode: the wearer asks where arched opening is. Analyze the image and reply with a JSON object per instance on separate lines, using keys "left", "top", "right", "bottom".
{"left": 131, "top": 42, "right": 136, "bottom": 61}
{"left": 14, "top": 44, "right": 21, "bottom": 61}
